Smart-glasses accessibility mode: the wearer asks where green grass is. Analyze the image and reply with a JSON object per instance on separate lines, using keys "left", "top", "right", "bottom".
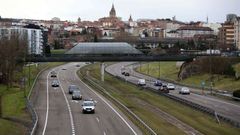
{"left": 79, "top": 63, "right": 240, "bottom": 135}
{"left": 51, "top": 49, "right": 67, "bottom": 54}
{"left": 0, "top": 62, "right": 64, "bottom": 135}
{"left": 0, "top": 119, "right": 26, "bottom": 135}
{"left": 136, "top": 62, "right": 240, "bottom": 92}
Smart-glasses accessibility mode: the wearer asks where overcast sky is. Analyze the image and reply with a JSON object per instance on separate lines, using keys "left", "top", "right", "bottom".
{"left": 0, "top": 0, "right": 239, "bottom": 23}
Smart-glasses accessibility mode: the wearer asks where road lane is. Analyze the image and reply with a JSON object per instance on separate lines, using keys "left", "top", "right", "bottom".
{"left": 31, "top": 63, "right": 142, "bottom": 135}
{"left": 106, "top": 62, "right": 240, "bottom": 123}
{"left": 58, "top": 63, "right": 141, "bottom": 135}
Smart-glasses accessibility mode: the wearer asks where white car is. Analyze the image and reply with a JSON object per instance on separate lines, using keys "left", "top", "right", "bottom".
{"left": 179, "top": 87, "right": 190, "bottom": 94}
{"left": 82, "top": 99, "right": 95, "bottom": 114}
{"left": 137, "top": 79, "right": 146, "bottom": 86}
{"left": 167, "top": 83, "right": 175, "bottom": 90}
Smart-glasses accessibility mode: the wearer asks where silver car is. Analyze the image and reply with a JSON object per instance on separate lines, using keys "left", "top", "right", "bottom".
{"left": 51, "top": 80, "right": 59, "bottom": 87}
{"left": 72, "top": 90, "right": 82, "bottom": 100}
{"left": 179, "top": 87, "right": 190, "bottom": 94}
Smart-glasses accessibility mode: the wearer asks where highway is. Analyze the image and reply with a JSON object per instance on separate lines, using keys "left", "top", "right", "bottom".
{"left": 30, "top": 63, "right": 142, "bottom": 135}
{"left": 106, "top": 62, "right": 240, "bottom": 123}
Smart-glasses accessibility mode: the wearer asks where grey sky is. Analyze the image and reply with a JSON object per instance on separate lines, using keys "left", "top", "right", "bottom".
{"left": 0, "top": 0, "right": 239, "bottom": 23}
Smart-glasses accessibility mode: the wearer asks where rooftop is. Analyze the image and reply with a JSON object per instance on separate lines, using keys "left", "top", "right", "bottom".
{"left": 66, "top": 42, "right": 143, "bottom": 55}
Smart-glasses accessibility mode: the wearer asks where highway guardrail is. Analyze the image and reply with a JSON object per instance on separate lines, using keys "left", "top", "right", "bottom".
{"left": 107, "top": 70, "right": 240, "bottom": 128}
{"left": 81, "top": 74, "right": 157, "bottom": 135}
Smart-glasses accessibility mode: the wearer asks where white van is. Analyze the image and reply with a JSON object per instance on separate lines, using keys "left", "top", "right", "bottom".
{"left": 137, "top": 79, "right": 146, "bottom": 86}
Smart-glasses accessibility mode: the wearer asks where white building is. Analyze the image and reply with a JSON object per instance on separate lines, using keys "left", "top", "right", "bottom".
{"left": 234, "top": 17, "right": 240, "bottom": 50}
{"left": 202, "top": 23, "right": 221, "bottom": 35}
{"left": 0, "top": 27, "right": 43, "bottom": 55}
{"left": 177, "top": 26, "right": 213, "bottom": 38}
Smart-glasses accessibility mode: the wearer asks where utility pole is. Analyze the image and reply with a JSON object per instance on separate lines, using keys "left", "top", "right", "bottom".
{"left": 158, "top": 61, "right": 161, "bottom": 79}
{"left": 147, "top": 63, "right": 150, "bottom": 75}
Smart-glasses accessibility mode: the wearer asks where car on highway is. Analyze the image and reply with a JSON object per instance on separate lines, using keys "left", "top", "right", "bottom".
{"left": 137, "top": 79, "right": 146, "bottom": 86}
{"left": 179, "top": 87, "right": 190, "bottom": 94}
{"left": 167, "top": 83, "right": 175, "bottom": 90}
{"left": 72, "top": 90, "right": 82, "bottom": 100}
{"left": 154, "top": 80, "right": 162, "bottom": 86}
{"left": 68, "top": 85, "right": 79, "bottom": 94}
{"left": 50, "top": 71, "right": 57, "bottom": 77}
{"left": 82, "top": 99, "right": 95, "bottom": 114}
{"left": 51, "top": 80, "right": 59, "bottom": 87}
{"left": 159, "top": 83, "right": 169, "bottom": 93}
{"left": 124, "top": 72, "right": 130, "bottom": 76}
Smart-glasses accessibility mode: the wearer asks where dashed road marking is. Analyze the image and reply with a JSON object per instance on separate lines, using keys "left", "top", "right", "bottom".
{"left": 96, "top": 117, "right": 100, "bottom": 123}
{"left": 75, "top": 71, "right": 138, "bottom": 135}
{"left": 58, "top": 70, "right": 76, "bottom": 135}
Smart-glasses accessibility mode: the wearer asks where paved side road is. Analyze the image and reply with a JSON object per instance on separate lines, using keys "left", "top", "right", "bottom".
{"left": 30, "top": 63, "right": 142, "bottom": 135}
{"left": 105, "top": 62, "right": 240, "bottom": 123}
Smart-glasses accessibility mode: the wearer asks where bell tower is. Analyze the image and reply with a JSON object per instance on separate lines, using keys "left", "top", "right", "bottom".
{"left": 109, "top": 4, "right": 116, "bottom": 18}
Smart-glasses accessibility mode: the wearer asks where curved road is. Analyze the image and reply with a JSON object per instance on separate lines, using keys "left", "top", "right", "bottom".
{"left": 106, "top": 62, "right": 240, "bottom": 123}
{"left": 30, "top": 63, "right": 142, "bottom": 135}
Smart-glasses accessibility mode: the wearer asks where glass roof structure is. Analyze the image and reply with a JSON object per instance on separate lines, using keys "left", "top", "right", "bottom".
{"left": 66, "top": 42, "right": 143, "bottom": 55}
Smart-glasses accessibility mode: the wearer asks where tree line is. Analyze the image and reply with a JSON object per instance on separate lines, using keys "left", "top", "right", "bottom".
{"left": 0, "top": 35, "right": 27, "bottom": 87}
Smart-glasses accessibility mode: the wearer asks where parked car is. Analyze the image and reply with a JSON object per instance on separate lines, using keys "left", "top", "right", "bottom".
{"left": 68, "top": 85, "right": 79, "bottom": 94}
{"left": 72, "top": 90, "right": 82, "bottom": 100}
{"left": 76, "top": 64, "right": 80, "bottom": 67}
{"left": 179, "top": 87, "right": 190, "bottom": 94}
{"left": 137, "top": 79, "right": 146, "bottom": 86}
{"left": 154, "top": 80, "right": 162, "bottom": 86}
{"left": 121, "top": 71, "right": 126, "bottom": 75}
{"left": 51, "top": 80, "right": 59, "bottom": 87}
{"left": 167, "top": 83, "right": 175, "bottom": 90}
{"left": 82, "top": 99, "right": 95, "bottom": 114}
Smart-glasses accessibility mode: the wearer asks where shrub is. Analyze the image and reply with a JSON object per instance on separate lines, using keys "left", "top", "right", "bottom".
{"left": 233, "top": 90, "right": 240, "bottom": 98}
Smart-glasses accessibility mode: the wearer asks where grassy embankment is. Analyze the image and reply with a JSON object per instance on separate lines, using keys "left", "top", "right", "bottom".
{"left": 0, "top": 62, "right": 64, "bottom": 135}
{"left": 136, "top": 62, "right": 240, "bottom": 92}
{"left": 78, "top": 63, "right": 240, "bottom": 135}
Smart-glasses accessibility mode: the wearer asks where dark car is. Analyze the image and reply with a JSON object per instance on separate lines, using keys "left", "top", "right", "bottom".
{"left": 68, "top": 85, "right": 79, "bottom": 94}
{"left": 72, "top": 90, "right": 82, "bottom": 100}
{"left": 154, "top": 80, "right": 162, "bottom": 86}
{"left": 124, "top": 72, "right": 130, "bottom": 76}
{"left": 50, "top": 71, "right": 57, "bottom": 77}
{"left": 159, "top": 84, "right": 169, "bottom": 93}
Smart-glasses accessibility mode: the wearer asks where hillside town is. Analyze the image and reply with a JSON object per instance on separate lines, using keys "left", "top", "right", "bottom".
{"left": 0, "top": 4, "right": 240, "bottom": 55}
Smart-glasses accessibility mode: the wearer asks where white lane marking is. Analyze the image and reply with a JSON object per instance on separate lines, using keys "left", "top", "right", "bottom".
{"left": 96, "top": 117, "right": 100, "bottom": 123}
{"left": 74, "top": 71, "right": 138, "bottom": 135}
{"left": 104, "top": 131, "right": 106, "bottom": 135}
{"left": 42, "top": 71, "right": 51, "bottom": 135}
{"left": 58, "top": 70, "right": 76, "bottom": 135}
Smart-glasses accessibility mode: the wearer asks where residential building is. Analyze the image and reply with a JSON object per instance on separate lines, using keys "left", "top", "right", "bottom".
{"left": 234, "top": 17, "right": 240, "bottom": 50}
{"left": 202, "top": 23, "right": 221, "bottom": 35}
{"left": 0, "top": 27, "right": 45, "bottom": 55}
{"left": 177, "top": 26, "right": 213, "bottom": 38}
{"left": 218, "top": 14, "right": 237, "bottom": 50}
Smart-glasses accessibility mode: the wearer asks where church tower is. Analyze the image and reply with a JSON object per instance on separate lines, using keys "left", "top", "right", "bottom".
{"left": 129, "top": 15, "right": 133, "bottom": 22}
{"left": 109, "top": 4, "right": 116, "bottom": 18}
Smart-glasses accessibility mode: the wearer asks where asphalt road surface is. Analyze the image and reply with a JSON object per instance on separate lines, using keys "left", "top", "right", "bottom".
{"left": 106, "top": 62, "right": 240, "bottom": 123}
{"left": 30, "top": 63, "right": 142, "bottom": 135}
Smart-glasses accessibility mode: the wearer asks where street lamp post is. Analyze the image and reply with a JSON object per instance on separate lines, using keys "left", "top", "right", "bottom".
{"left": 158, "top": 61, "right": 161, "bottom": 79}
